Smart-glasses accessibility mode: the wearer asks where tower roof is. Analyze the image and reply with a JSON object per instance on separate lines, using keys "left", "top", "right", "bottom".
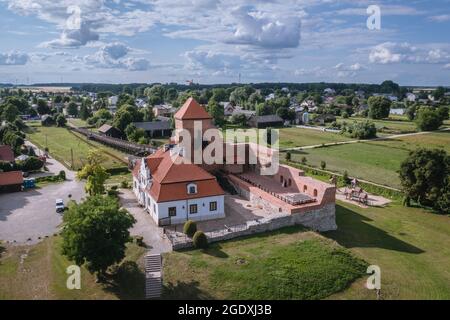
{"left": 174, "top": 97, "right": 212, "bottom": 120}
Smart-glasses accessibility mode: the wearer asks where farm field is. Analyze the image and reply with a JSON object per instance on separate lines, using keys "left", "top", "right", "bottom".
{"left": 279, "top": 127, "right": 353, "bottom": 148}
{"left": 328, "top": 201, "right": 450, "bottom": 299}
{"left": 67, "top": 118, "right": 89, "bottom": 128}
{"left": 25, "top": 123, "right": 128, "bottom": 170}
{"left": 286, "top": 130, "right": 450, "bottom": 189}
{"left": 162, "top": 228, "right": 366, "bottom": 299}
{"left": 0, "top": 237, "right": 146, "bottom": 299}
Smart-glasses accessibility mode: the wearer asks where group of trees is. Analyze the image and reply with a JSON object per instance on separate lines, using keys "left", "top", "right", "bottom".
{"left": 400, "top": 149, "right": 449, "bottom": 214}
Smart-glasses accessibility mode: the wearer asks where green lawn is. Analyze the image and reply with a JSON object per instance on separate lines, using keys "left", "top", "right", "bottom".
{"left": 286, "top": 131, "right": 450, "bottom": 189}
{"left": 279, "top": 127, "right": 352, "bottom": 149}
{"left": 288, "top": 142, "right": 407, "bottom": 188}
{"left": 327, "top": 201, "right": 450, "bottom": 299}
{"left": 162, "top": 229, "right": 366, "bottom": 299}
{"left": 0, "top": 236, "right": 146, "bottom": 299}
{"left": 26, "top": 124, "right": 128, "bottom": 170}
{"left": 67, "top": 118, "right": 88, "bottom": 128}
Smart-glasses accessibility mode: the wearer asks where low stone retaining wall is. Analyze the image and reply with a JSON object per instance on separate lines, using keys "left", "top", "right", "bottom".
{"left": 167, "top": 203, "right": 336, "bottom": 250}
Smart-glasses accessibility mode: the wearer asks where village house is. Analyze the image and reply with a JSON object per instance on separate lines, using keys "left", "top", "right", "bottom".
{"left": 0, "top": 171, "right": 23, "bottom": 193}
{"left": 153, "top": 104, "right": 176, "bottom": 117}
{"left": 98, "top": 124, "right": 123, "bottom": 139}
{"left": 247, "top": 114, "right": 284, "bottom": 128}
{"left": 133, "top": 120, "right": 173, "bottom": 137}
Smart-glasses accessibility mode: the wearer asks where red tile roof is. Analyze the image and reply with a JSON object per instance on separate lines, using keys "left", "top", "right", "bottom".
{"left": 174, "top": 97, "right": 212, "bottom": 120}
{"left": 132, "top": 147, "right": 224, "bottom": 202}
{"left": 0, "top": 171, "right": 23, "bottom": 186}
{"left": 0, "top": 145, "right": 14, "bottom": 162}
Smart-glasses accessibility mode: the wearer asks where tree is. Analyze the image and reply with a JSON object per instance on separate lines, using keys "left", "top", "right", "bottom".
{"left": 320, "top": 161, "right": 326, "bottom": 170}
{"left": 79, "top": 100, "right": 91, "bottom": 120}
{"left": 415, "top": 108, "right": 443, "bottom": 131}
{"left": 56, "top": 114, "right": 67, "bottom": 127}
{"left": 61, "top": 195, "right": 136, "bottom": 279}
{"left": 405, "top": 105, "right": 416, "bottom": 121}
{"left": 433, "top": 86, "right": 445, "bottom": 101}
{"left": 437, "top": 106, "right": 449, "bottom": 121}
{"left": 368, "top": 96, "right": 391, "bottom": 119}
{"left": 85, "top": 165, "right": 110, "bottom": 196}
{"left": 1, "top": 104, "right": 19, "bottom": 122}
{"left": 77, "top": 150, "right": 110, "bottom": 196}
{"left": 346, "top": 120, "right": 377, "bottom": 139}
{"left": 208, "top": 100, "right": 224, "bottom": 126}
{"left": 125, "top": 124, "right": 145, "bottom": 143}
{"left": 37, "top": 99, "right": 50, "bottom": 115}
{"left": 399, "top": 148, "right": 449, "bottom": 213}
{"left": 67, "top": 102, "right": 79, "bottom": 117}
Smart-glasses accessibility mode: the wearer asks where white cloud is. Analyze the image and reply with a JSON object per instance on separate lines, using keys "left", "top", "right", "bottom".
{"left": 369, "top": 42, "right": 450, "bottom": 65}
{"left": 226, "top": 6, "right": 301, "bottom": 49}
{"left": 0, "top": 51, "right": 29, "bottom": 65}
{"left": 83, "top": 42, "right": 150, "bottom": 71}
{"left": 428, "top": 14, "right": 450, "bottom": 22}
{"left": 40, "top": 22, "right": 99, "bottom": 48}
{"left": 184, "top": 50, "right": 241, "bottom": 71}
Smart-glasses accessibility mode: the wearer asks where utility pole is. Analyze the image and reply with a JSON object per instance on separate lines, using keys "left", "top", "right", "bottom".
{"left": 70, "top": 148, "right": 74, "bottom": 169}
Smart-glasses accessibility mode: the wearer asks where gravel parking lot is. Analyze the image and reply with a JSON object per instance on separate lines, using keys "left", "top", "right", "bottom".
{"left": 0, "top": 141, "right": 85, "bottom": 245}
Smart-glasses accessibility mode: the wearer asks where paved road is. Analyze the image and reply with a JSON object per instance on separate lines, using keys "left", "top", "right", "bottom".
{"left": 0, "top": 142, "right": 84, "bottom": 244}
{"left": 119, "top": 189, "right": 172, "bottom": 254}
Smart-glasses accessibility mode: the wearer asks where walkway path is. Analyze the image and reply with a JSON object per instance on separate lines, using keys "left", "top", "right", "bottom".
{"left": 119, "top": 189, "right": 172, "bottom": 254}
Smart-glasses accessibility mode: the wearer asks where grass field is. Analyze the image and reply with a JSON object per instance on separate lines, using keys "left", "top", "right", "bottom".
{"left": 279, "top": 127, "right": 352, "bottom": 148}
{"left": 26, "top": 123, "right": 128, "bottom": 170}
{"left": 162, "top": 201, "right": 450, "bottom": 300}
{"left": 0, "top": 236, "right": 146, "bottom": 299}
{"left": 162, "top": 229, "right": 366, "bottom": 299}
{"left": 67, "top": 118, "right": 88, "bottom": 128}
{"left": 286, "top": 130, "right": 450, "bottom": 188}
{"left": 328, "top": 201, "right": 450, "bottom": 299}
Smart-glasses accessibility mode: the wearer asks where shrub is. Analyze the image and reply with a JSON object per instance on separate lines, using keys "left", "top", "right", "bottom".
{"left": 183, "top": 220, "right": 197, "bottom": 237}
{"left": 301, "top": 156, "right": 307, "bottom": 165}
{"left": 415, "top": 108, "right": 443, "bottom": 131}
{"left": 320, "top": 161, "right": 326, "bottom": 170}
{"left": 120, "top": 180, "right": 129, "bottom": 189}
{"left": 346, "top": 121, "right": 377, "bottom": 139}
{"left": 285, "top": 152, "right": 291, "bottom": 161}
{"left": 59, "top": 170, "right": 66, "bottom": 180}
{"left": 342, "top": 170, "right": 350, "bottom": 185}
{"left": 17, "top": 156, "right": 44, "bottom": 171}
{"left": 193, "top": 231, "right": 208, "bottom": 249}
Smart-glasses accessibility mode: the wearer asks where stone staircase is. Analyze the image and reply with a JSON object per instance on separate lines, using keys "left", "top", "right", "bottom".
{"left": 145, "top": 253, "right": 162, "bottom": 299}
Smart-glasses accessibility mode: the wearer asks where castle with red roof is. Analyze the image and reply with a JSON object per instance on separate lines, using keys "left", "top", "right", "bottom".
{"left": 133, "top": 98, "right": 337, "bottom": 231}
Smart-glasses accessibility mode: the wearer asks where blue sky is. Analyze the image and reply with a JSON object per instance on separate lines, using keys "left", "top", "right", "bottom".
{"left": 0, "top": 0, "right": 449, "bottom": 85}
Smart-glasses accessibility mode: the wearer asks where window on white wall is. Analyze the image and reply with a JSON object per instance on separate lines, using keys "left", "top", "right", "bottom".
{"left": 209, "top": 201, "right": 217, "bottom": 211}
{"left": 168, "top": 207, "right": 177, "bottom": 217}
{"left": 187, "top": 183, "right": 197, "bottom": 194}
{"left": 189, "top": 204, "right": 198, "bottom": 214}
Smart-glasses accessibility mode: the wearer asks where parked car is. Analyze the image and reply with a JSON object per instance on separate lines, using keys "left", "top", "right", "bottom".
{"left": 56, "top": 199, "right": 65, "bottom": 213}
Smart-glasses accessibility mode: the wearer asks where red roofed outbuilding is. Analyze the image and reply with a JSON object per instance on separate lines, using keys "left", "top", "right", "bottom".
{"left": 0, "top": 171, "right": 23, "bottom": 193}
